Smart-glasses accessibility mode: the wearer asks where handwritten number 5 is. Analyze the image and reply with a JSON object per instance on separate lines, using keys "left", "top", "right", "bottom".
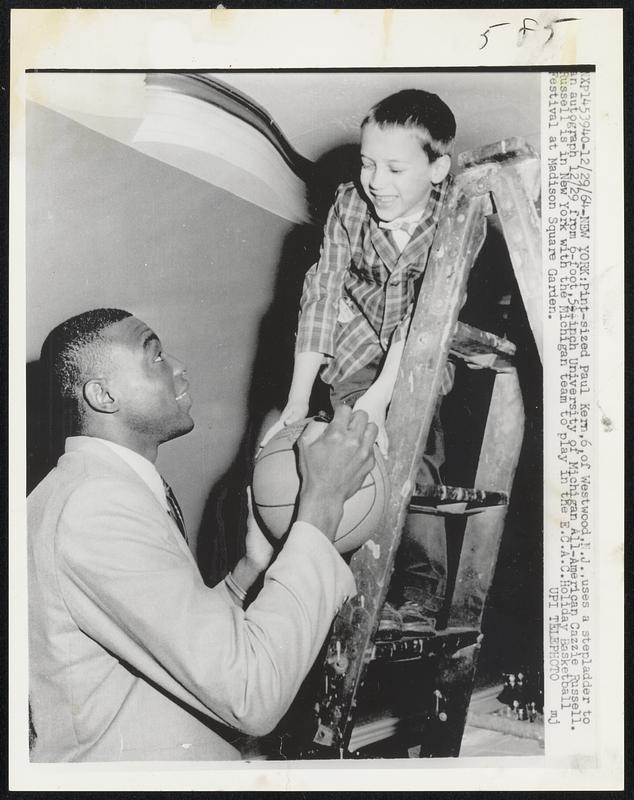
{"left": 479, "top": 21, "right": 511, "bottom": 50}
{"left": 545, "top": 17, "right": 580, "bottom": 43}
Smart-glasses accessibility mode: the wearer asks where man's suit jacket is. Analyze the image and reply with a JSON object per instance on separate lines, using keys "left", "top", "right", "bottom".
{"left": 28, "top": 436, "right": 355, "bottom": 761}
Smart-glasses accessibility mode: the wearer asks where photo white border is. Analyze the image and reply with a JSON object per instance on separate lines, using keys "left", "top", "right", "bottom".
{"left": 9, "top": 8, "right": 623, "bottom": 791}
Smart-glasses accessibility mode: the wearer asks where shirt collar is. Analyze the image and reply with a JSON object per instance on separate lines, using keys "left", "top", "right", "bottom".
{"left": 378, "top": 206, "right": 426, "bottom": 230}
{"left": 91, "top": 437, "right": 168, "bottom": 511}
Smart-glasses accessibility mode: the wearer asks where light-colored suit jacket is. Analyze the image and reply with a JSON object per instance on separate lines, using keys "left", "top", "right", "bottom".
{"left": 28, "top": 436, "right": 356, "bottom": 761}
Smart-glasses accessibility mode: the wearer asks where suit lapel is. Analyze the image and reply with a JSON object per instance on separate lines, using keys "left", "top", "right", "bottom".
{"left": 64, "top": 437, "right": 192, "bottom": 557}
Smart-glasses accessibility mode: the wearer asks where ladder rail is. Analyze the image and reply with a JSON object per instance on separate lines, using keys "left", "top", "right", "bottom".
{"left": 448, "top": 369, "right": 525, "bottom": 629}
{"left": 490, "top": 167, "right": 542, "bottom": 362}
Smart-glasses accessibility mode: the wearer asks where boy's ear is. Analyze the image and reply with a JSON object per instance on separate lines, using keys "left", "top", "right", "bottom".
{"left": 430, "top": 154, "right": 451, "bottom": 184}
{"left": 83, "top": 379, "right": 119, "bottom": 414}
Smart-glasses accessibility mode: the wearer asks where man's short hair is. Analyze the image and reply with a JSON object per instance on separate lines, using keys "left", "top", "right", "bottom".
{"left": 40, "top": 308, "right": 132, "bottom": 426}
{"left": 362, "top": 89, "right": 456, "bottom": 162}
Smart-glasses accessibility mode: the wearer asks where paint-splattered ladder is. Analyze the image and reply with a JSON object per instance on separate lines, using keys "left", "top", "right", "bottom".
{"left": 284, "top": 138, "right": 542, "bottom": 759}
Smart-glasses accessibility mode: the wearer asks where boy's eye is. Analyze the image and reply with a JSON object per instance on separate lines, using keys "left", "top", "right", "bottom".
{"left": 389, "top": 167, "right": 404, "bottom": 174}
{"left": 153, "top": 352, "right": 164, "bottom": 363}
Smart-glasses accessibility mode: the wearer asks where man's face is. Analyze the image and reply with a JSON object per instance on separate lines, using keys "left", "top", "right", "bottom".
{"left": 103, "top": 316, "right": 194, "bottom": 447}
{"left": 360, "top": 123, "right": 446, "bottom": 223}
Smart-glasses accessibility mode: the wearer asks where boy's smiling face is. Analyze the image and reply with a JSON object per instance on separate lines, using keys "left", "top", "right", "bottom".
{"left": 360, "top": 123, "right": 450, "bottom": 223}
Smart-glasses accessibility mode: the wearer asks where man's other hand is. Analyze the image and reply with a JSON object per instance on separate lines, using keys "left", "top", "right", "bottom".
{"left": 244, "top": 487, "right": 275, "bottom": 573}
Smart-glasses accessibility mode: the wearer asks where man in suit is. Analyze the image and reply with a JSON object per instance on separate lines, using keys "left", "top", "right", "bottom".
{"left": 28, "top": 308, "right": 377, "bottom": 761}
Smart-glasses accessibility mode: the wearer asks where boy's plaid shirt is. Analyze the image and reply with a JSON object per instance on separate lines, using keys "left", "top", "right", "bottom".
{"left": 296, "top": 178, "right": 454, "bottom": 391}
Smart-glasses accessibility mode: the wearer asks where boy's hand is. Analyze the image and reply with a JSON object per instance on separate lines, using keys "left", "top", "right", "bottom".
{"left": 352, "top": 390, "right": 389, "bottom": 456}
{"left": 259, "top": 398, "right": 309, "bottom": 449}
{"left": 279, "top": 397, "right": 309, "bottom": 427}
{"left": 296, "top": 406, "right": 378, "bottom": 542}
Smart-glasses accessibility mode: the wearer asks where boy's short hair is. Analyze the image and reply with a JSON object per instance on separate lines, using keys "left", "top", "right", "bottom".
{"left": 362, "top": 89, "right": 456, "bottom": 162}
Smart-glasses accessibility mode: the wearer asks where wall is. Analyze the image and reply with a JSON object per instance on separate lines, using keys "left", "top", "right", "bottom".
{"left": 26, "top": 82, "right": 542, "bottom": 676}
{"left": 26, "top": 101, "right": 313, "bottom": 578}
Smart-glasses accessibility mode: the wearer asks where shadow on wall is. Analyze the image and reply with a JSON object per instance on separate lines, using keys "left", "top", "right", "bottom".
{"left": 195, "top": 144, "right": 360, "bottom": 585}
{"left": 27, "top": 360, "right": 66, "bottom": 495}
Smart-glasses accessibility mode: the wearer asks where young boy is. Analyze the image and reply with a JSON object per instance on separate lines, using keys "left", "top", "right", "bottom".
{"left": 266, "top": 89, "right": 456, "bottom": 633}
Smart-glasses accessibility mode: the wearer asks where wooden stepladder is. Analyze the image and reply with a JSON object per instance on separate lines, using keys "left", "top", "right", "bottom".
{"left": 277, "top": 138, "right": 542, "bottom": 759}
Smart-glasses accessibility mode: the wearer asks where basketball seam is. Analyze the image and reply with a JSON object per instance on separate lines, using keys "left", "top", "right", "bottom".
{"left": 336, "top": 450, "right": 387, "bottom": 543}
{"left": 254, "top": 483, "right": 373, "bottom": 509}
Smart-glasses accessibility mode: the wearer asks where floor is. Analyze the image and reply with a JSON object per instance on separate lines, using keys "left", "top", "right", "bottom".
{"left": 460, "top": 725, "right": 544, "bottom": 757}
{"left": 459, "top": 685, "right": 544, "bottom": 758}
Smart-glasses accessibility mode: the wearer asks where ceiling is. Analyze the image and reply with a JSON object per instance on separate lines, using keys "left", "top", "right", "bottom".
{"left": 27, "top": 70, "right": 540, "bottom": 221}
{"left": 203, "top": 71, "right": 540, "bottom": 161}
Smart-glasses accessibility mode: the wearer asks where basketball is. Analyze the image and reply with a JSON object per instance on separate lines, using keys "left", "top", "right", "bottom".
{"left": 252, "top": 417, "right": 389, "bottom": 554}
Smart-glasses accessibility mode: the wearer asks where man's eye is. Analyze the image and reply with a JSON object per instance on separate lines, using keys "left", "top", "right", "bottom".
{"left": 154, "top": 352, "right": 164, "bottom": 362}
{"left": 390, "top": 167, "right": 404, "bottom": 174}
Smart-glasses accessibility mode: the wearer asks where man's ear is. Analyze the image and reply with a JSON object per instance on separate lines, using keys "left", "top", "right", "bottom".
{"left": 83, "top": 379, "right": 119, "bottom": 414}
{"left": 430, "top": 153, "right": 451, "bottom": 184}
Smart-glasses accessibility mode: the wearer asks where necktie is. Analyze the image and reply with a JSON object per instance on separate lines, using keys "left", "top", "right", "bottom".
{"left": 162, "top": 478, "right": 188, "bottom": 543}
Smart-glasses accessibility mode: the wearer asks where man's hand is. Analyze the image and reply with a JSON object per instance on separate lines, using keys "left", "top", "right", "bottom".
{"left": 296, "top": 406, "right": 378, "bottom": 541}
{"left": 228, "top": 489, "right": 275, "bottom": 606}
{"left": 244, "top": 487, "right": 275, "bottom": 573}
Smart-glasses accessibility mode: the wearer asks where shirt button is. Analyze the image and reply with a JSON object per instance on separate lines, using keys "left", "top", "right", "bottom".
{"left": 389, "top": 278, "right": 399, "bottom": 286}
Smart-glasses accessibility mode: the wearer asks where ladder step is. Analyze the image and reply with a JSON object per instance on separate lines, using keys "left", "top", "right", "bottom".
{"left": 349, "top": 628, "right": 483, "bottom": 754}
{"left": 368, "top": 628, "right": 480, "bottom": 663}
{"left": 450, "top": 321, "right": 516, "bottom": 371}
{"left": 410, "top": 483, "right": 508, "bottom": 516}
{"left": 348, "top": 714, "right": 420, "bottom": 754}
